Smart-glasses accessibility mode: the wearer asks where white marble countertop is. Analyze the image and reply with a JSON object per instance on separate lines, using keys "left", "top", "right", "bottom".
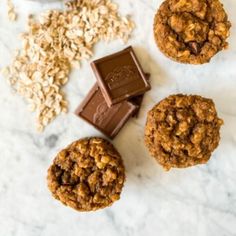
{"left": 0, "top": 0, "right": 236, "bottom": 236}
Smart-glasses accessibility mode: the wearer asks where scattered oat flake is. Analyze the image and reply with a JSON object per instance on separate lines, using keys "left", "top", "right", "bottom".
{"left": 2, "top": 0, "right": 134, "bottom": 132}
{"left": 1, "top": 67, "right": 10, "bottom": 77}
{"left": 7, "top": 0, "right": 17, "bottom": 22}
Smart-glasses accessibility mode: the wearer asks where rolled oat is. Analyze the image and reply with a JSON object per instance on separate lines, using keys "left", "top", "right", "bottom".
{"left": 3, "top": 0, "right": 134, "bottom": 131}
{"left": 7, "top": 0, "right": 17, "bottom": 22}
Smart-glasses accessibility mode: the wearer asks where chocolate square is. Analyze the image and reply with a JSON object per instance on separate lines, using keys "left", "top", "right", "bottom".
{"left": 91, "top": 46, "right": 151, "bottom": 107}
{"left": 75, "top": 84, "right": 137, "bottom": 139}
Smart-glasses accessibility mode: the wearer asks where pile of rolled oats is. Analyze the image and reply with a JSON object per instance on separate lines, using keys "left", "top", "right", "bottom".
{"left": 7, "top": 0, "right": 17, "bottom": 21}
{"left": 3, "top": 0, "right": 134, "bottom": 132}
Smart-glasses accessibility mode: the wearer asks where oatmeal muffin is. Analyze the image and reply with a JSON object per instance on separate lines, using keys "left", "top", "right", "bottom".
{"left": 154, "top": 0, "right": 231, "bottom": 64}
{"left": 145, "top": 94, "right": 223, "bottom": 170}
{"left": 47, "top": 137, "right": 125, "bottom": 211}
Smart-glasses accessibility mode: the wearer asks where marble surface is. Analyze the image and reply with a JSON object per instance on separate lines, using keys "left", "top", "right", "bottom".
{"left": 0, "top": 0, "right": 236, "bottom": 235}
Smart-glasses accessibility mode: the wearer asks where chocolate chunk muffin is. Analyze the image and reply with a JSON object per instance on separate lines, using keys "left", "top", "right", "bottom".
{"left": 145, "top": 95, "right": 223, "bottom": 170}
{"left": 47, "top": 137, "right": 125, "bottom": 211}
{"left": 154, "top": 0, "right": 231, "bottom": 64}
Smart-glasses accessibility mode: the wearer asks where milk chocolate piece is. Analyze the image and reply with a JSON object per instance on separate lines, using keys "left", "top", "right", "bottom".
{"left": 75, "top": 85, "right": 137, "bottom": 139}
{"left": 91, "top": 46, "right": 151, "bottom": 107}
{"left": 131, "top": 73, "right": 150, "bottom": 117}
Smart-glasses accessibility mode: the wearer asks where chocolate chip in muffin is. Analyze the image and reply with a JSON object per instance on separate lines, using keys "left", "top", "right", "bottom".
{"left": 47, "top": 137, "right": 125, "bottom": 211}
{"left": 145, "top": 94, "right": 223, "bottom": 170}
{"left": 153, "top": 0, "right": 231, "bottom": 64}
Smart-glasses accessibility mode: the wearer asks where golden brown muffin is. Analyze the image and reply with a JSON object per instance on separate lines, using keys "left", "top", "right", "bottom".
{"left": 47, "top": 137, "right": 125, "bottom": 211}
{"left": 154, "top": 0, "right": 231, "bottom": 64}
{"left": 145, "top": 94, "right": 223, "bottom": 170}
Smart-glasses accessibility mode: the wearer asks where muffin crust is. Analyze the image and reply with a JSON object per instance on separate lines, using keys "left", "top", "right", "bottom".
{"left": 47, "top": 137, "right": 125, "bottom": 211}
{"left": 154, "top": 0, "right": 231, "bottom": 64}
{"left": 145, "top": 94, "right": 223, "bottom": 170}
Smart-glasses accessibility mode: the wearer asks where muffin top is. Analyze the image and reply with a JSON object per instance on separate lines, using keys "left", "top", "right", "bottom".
{"left": 154, "top": 0, "right": 231, "bottom": 64}
{"left": 145, "top": 94, "right": 223, "bottom": 170}
{"left": 47, "top": 137, "right": 125, "bottom": 211}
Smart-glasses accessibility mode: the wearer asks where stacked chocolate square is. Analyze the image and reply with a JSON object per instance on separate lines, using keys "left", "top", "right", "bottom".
{"left": 75, "top": 46, "right": 151, "bottom": 139}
